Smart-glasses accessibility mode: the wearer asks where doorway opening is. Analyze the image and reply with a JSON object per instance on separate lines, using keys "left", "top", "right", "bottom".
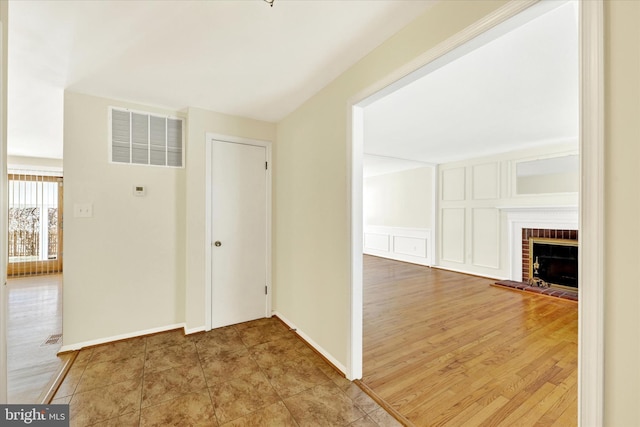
{"left": 6, "top": 170, "right": 66, "bottom": 403}
{"left": 348, "top": 0, "right": 603, "bottom": 424}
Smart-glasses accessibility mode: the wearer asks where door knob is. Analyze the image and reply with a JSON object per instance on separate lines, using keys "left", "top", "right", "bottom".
{"left": 214, "top": 241, "right": 222, "bottom": 247}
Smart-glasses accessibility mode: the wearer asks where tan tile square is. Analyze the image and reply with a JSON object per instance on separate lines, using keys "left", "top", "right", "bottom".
{"left": 248, "top": 337, "right": 304, "bottom": 369}
{"left": 51, "top": 395, "right": 72, "bottom": 404}
{"left": 90, "top": 411, "right": 141, "bottom": 427}
{"left": 221, "top": 401, "right": 296, "bottom": 427}
{"left": 209, "top": 371, "right": 279, "bottom": 424}
{"left": 236, "top": 322, "right": 290, "bottom": 347}
{"left": 69, "top": 379, "right": 142, "bottom": 427}
{"left": 232, "top": 317, "right": 275, "bottom": 331}
{"left": 330, "top": 374, "right": 353, "bottom": 391}
{"left": 284, "top": 382, "right": 366, "bottom": 426}
{"left": 263, "top": 357, "right": 331, "bottom": 398}
{"left": 368, "top": 408, "right": 403, "bottom": 427}
{"left": 146, "top": 329, "right": 188, "bottom": 350}
{"left": 76, "top": 354, "right": 145, "bottom": 393}
{"left": 195, "top": 329, "right": 246, "bottom": 360}
{"left": 343, "top": 383, "right": 382, "bottom": 414}
{"left": 349, "top": 416, "right": 380, "bottom": 427}
{"left": 145, "top": 341, "right": 199, "bottom": 373}
{"left": 90, "top": 337, "right": 146, "bottom": 364}
{"left": 192, "top": 326, "right": 239, "bottom": 344}
{"left": 54, "top": 363, "right": 87, "bottom": 398}
{"left": 74, "top": 348, "right": 94, "bottom": 367}
{"left": 142, "top": 363, "right": 207, "bottom": 408}
{"left": 140, "top": 391, "right": 217, "bottom": 426}
{"left": 200, "top": 348, "right": 261, "bottom": 386}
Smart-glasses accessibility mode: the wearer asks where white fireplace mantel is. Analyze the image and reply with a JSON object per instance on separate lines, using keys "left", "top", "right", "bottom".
{"left": 499, "top": 206, "right": 579, "bottom": 282}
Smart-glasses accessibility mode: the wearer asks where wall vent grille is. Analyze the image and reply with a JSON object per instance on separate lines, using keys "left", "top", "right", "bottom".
{"left": 110, "top": 107, "right": 184, "bottom": 168}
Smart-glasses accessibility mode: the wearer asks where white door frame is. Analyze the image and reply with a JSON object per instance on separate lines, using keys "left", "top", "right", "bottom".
{"left": 347, "top": 1, "right": 604, "bottom": 426}
{"left": 0, "top": 20, "right": 7, "bottom": 404}
{"left": 205, "top": 133, "right": 273, "bottom": 330}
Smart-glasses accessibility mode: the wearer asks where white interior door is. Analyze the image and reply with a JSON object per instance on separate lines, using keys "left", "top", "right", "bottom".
{"left": 211, "top": 140, "right": 268, "bottom": 328}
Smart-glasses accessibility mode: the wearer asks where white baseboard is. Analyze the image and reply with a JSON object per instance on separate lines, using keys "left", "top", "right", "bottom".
{"left": 433, "top": 265, "right": 507, "bottom": 281}
{"left": 184, "top": 326, "right": 207, "bottom": 335}
{"left": 272, "top": 311, "right": 347, "bottom": 375}
{"left": 59, "top": 323, "right": 186, "bottom": 353}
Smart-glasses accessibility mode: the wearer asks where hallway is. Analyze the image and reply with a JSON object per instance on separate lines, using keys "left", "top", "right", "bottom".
{"left": 7, "top": 274, "right": 68, "bottom": 403}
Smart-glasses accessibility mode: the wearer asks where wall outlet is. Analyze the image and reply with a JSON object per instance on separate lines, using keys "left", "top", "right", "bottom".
{"left": 74, "top": 203, "right": 93, "bottom": 218}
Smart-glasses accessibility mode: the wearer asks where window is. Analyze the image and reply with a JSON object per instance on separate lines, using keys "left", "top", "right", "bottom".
{"left": 8, "top": 174, "right": 63, "bottom": 276}
{"left": 110, "top": 107, "right": 184, "bottom": 167}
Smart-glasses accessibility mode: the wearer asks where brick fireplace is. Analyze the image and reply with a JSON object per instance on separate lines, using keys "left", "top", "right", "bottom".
{"left": 521, "top": 228, "right": 579, "bottom": 287}
{"left": 502, "top": 206, "right": 578, "bottom": 283}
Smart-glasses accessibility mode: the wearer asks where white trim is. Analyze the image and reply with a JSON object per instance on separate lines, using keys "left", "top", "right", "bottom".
{"left": 501, "top": 206, "right": 579, "bottom": 281}
{"left": 364, "top": 226, "right": 432, "bottom": 266}
{"left": 205, "top": 133, "right": 273, "bottom": 331}
{"left": 204, "top": 139, "right": 212, "bottom": 330}
{"left": 184, "top": 326, "right": 207, "bottom": 335}
{"left": 578, "top": 0, "right": 604, "bottom": 425}
{"left": 431, "top": 165, "right": 439, "bottom": 266}
{"left": 433, "top": 265, "right": 505, "bottom": 281}
{"left": 59, "top": 323, "right": 186, "bottom": 353}
{"left": 273, "top": 311, "right": 347, "bottom": 376}
{"left": 347, "top": 105, "right": 364, "bottom": 380}
{"left": 0, "top": 20, "right": 7, "bottom": 404}
{"left": 348, "top": 0, "right": 604, "bottom": 424}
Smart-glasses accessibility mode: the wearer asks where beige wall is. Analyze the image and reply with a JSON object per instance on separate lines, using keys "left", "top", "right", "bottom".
{"left": 604, "top": 1, "right": 640, "bottom": 425}
{"left": 184, "top": 107, "right": 275, "bottom": 332}
{"left": 274, "top": 0, "right": 509, "bottom": 370}
{"left": 364, "top": 166, "right": 433, "bottom": 229}
{"left": 63, "top": 92, "right": 188, "bottom": 346}
{"left": 276, "top": 0, "right": 640, "bottom": 423}
{"left": 62, "top": 95, "right": 275, "bottom": 347}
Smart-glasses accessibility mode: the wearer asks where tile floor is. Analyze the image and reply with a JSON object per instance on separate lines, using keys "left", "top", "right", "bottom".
{"left": 52, "top": 317, "right": 401, "bottom": 427}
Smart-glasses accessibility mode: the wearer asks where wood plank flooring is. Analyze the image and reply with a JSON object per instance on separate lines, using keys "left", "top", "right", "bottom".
{"left": 7, "top": 274, "right": 69, "bottom": 403}
{"left": 361, "top": 255, "right": 577, "bottom": 426}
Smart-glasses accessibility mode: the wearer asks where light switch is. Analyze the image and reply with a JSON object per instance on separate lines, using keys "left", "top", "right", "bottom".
{"left": 74, "top": 203, "right": 93, "bottom": 218}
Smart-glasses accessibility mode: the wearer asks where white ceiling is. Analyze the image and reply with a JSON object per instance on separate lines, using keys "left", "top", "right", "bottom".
{"left": 363, "top": 0, "right": 578, "bottom": 171}
{"left": 8, "top": 0, "right": 434, "bottom": 159}
{"left": 9, "top": 1, "right": 578, "bottom": 168}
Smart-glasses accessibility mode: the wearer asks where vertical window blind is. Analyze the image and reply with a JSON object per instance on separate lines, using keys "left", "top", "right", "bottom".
{"left": 8, "top": 173, "right": 63, "bottom": 277}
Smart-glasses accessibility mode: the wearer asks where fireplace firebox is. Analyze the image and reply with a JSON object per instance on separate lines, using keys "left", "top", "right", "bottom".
{"left": 529, "top": 237, "right": 578, "bottom": 289}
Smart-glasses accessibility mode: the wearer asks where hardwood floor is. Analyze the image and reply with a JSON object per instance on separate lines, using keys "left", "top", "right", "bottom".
{"left": 361, "top": 255, "right": 578, "bottom": 426}
{"left": 7, "top": 274, "right": 70, "bottom": 403}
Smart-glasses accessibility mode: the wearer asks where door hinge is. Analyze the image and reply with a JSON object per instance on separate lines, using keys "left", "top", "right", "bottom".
{"left": 265, "top": 285, "right": 268, "bottom": 295}
{"left": 265, "top": 161, "right": 268, "bottom": 170}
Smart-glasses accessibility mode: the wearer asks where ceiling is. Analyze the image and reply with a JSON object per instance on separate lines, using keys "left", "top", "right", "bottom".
{"left": 363, "top": 0, "right": 578, "bottom": 175}
{"left": 8, "top": 0, "right": 434, "bottom": 159}
{"left": 8, "top": 1, "right": 578, "bottom": 169}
